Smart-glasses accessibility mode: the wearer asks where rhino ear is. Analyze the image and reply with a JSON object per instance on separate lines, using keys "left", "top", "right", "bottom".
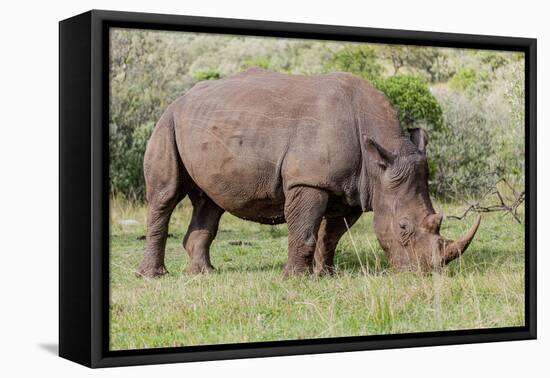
{"left": 409, "top": 128, "right": 429, "bottom": 153}
{"left": 366, "top": 137, "right": 396, "bottom": 169}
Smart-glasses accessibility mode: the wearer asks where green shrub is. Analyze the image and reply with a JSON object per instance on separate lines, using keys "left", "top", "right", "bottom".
{"left": 110, "top": 123, "right": 153, "bottom": 201}
{"left": 449, "top": 68, "right": 478, "bottom": 91}
{"left": 326, "top": 45, "right": 383, "bottom": 82}
{"left": 449, "top": 68, "right": 492, "bottom": 94}
{"left": 375, "top": 75, "right": 443, "bottom": 131}
{"left": 240, "top": 57, "right": 271, "bottom": 70}
{"left": 192, "top": 68, "right": 221, "bottom": 81}
{"left": 109, "top": 30, "right": 194, "bottom": 201}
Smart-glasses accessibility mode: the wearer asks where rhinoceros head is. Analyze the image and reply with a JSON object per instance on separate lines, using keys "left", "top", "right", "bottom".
{"left": 366, "top": 128, "right": 481, "bottom": 271}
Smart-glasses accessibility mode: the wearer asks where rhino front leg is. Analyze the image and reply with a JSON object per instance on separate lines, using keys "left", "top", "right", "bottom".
{"left": 314, "top": 211, "right": 362, "bottom": 276}
{"left": 183, "top": 189, "right": 224, "bottom": 274}
{"left": 283, "top": 186, "right": 329, "bottom": 277}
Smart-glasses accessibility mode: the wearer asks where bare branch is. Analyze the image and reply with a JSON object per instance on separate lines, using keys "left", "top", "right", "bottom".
{"left": 447, "top": 178, "right": 525, "bottom": 224}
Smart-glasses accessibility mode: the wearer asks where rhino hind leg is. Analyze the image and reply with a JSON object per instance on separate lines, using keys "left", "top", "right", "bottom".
{"left": 183, "top": 189, "right": 224, "bottom": 274}
{"left": 314, "top": 211, "right": 362, "bottom": 276}
{"left": 137, "top": 111, "right": 187, "bottom": 279}
{"left": 283, "top": 186, "right": 329, "bottom": 277}
{"left": 138, "top": 194, "right": 182, "bottom": 278}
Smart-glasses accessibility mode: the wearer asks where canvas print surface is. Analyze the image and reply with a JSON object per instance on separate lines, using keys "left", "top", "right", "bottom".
{"left": 108, "top": 28, "right": 525, "bottom": 351}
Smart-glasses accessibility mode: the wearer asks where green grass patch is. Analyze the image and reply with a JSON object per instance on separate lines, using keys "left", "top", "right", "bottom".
{"left": 109, "top": 198, "right": 525, "bottom": 350}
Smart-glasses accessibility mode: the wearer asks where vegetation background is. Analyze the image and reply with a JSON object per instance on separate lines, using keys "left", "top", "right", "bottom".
{"left": 110, "top": 29, "right": 525, "bottom": 201}
{"left": 108, "top": 28, "right": 526, "bottom": 350}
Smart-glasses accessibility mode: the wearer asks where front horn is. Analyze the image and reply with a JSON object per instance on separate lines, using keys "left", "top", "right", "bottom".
{"left": 440, "top": 215, "right": 481, "bottom": 265}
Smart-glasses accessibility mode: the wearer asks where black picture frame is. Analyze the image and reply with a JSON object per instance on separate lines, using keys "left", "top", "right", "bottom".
{"left": 59, "top": 9, "right": 537, "bottom": 368}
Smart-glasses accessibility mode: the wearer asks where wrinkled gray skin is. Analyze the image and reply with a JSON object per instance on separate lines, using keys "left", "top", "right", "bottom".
{"left": 137, "top": 68, "right": 480, "bottom": 278}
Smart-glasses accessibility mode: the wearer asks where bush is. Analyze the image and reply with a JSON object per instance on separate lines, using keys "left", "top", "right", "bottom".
{"left": 326, "top": 45, "right": 383, "bottom": 82}
{"left": 449, "top": 68, "right": 478, "bottom": 91}
{"left": 109, "top": 29, "right": 196, "bottom": 200}
{"left": 192, "top": 68, "right": 221, "bottom": 81}
{"left": 487, "top": 59, "right": 525, "bottom": 189}
{"left": 429, "top": 90, "right": 498, "bottom": 199}
{"left": 375, "top": 75, "right": 443, "bottom": 131}
{"left": 110, "top": 123, "right": 153, "bottom": 201}
{"left": 374, "top": 75, "right": 447, "bottom": 196}
{"left": 240, "top": 57, "right": 271, "bottom": 70}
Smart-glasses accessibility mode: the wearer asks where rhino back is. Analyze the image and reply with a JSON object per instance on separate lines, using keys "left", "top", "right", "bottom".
{"left": 171, "top": 69, "right": 389, "bottom": 220}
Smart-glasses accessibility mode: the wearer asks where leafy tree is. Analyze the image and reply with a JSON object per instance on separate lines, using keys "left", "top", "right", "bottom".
{"left": 379, "top": 46, "right": 451, "bottom": 82}
{"left": 377, "top": 45, "right": 407, "bottom": 75}
{"left": 375, "top": 75, "right": 443, "bottom": 131}
{"left": 402, "top": 47, "right": 450, "bottom": 82}
{"left": 478, "top": 51, "right": 510, "bottom": 72}
{"left": 374, "top": 75, "right": 443, "bottom": 184}
{"left": 449, "top": 68, "right": 478, "bottom": 91}
{"left": 326, "top": 45, "right": 383, "bottom": 82}
{"left": 326, "top": 47, "right": 443, "bottom": 132}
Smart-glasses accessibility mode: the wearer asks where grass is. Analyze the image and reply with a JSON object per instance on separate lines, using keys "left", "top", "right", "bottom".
{"left": 109, "top": 197, "right": 525, "bottom": 350}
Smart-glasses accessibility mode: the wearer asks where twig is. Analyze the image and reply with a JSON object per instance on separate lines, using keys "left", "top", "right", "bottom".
{"left": 447, "top": 178, "right": 525, "bottom": 224}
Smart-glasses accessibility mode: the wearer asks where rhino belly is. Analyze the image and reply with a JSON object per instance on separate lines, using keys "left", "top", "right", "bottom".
{"left": 191, "top": 160, "right": 287, "bottom": 225}
{"left": 224, "top": 198, "right": 286, "bottom": 225}
{"left": 177, "top": 121, "right": 289, "bottom": 224}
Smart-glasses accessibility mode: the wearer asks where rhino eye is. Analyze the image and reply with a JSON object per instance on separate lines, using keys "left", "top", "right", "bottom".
{"left": 399, "top": 219, "right": 411, "bottom": 231}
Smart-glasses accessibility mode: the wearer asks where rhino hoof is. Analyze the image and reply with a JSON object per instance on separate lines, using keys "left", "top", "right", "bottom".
{"left": 188, "top": 265, "right": 216, "bottom": 275}
{"left": 136, "top": 265, "right": 168, "bottom": 279}
{"left": 282, "top": 265, "right": 312, "bottom": 279}
{"left": 313, "top": 266, "right": 335, "bottom": 277}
